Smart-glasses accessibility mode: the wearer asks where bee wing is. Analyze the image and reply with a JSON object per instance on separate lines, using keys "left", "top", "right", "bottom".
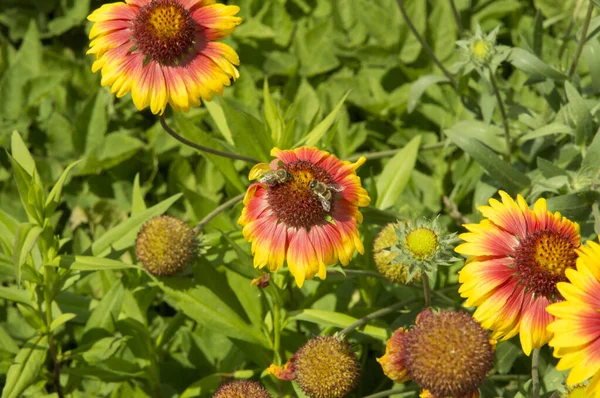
{"left": 316, "top": 193, "right": 331, "bottom": 212}
{"left": 328, "top": 183, "right": 345, "bottom": 192}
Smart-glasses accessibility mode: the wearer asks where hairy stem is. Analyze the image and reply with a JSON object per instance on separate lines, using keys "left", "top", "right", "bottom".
{"left": 345, "top": 142, "right": 447, "bottom": 163}
{"left": 396, "top": 0, "right": 456, "bottom": 85}
{"left": 569, "top": 1, "right": 594, "bottom": 77}
{"left": 339, "top": 298, "right": 418, "bottom": 336}
{"left": 422, "top": 275, "right": 432, "bottom": 307}
{"left": 362, "top": 389, "right": 416, "bottom": 398}
{"left": 448, "top": 0, "right": 463, "bottom": 36}
{"left": 194, "top": 193, "right": 245, "bottom": 233}
{"left": 558, "top": 0, "right": 584, "bottom": 59}
{"left": 487, "top": 65, "right": 511, "bottom": 162}
{"left": 159, "top": 115, "right": 260, "bottom": 163}
{"left": 44, "top": 270, "right": 64, "bottom": 398}
{"left": 531, "top": 348, "right": 540, "bottom": 398}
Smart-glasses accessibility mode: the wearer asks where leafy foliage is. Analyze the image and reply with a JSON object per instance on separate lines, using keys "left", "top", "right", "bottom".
{"left": 0, "top": 0, "right": 599, "bottom": 396}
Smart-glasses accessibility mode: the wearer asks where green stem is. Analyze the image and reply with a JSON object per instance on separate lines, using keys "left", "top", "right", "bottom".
{"left": 328, "top": 269, "right": 388, "bottom": 280}
{"left": 531, "top": 348, "right": 540, "bottom": 398}
{"left": 448, "top": 0, "right": 463, "bottom": 36}
{"left": 339, "top": 298, "right": 418, "bottom": 336}
{"left": 159, "top": 115, "right": 260, "bottom": 163}
{"left": 569, "top": 1, "right": 594, "bottom": 77}
{"left": 558, "top": 0, "right": 585, "bottom": 60}
{"left": 44, "top": 268, "right": 64, "bottom": 398}
{"left": 194, "top": 193, "right": 245, "bottom": 233}
{"left": 422, "top": 275, "right": 432, "bottom": 307}
{"left": 272, "top": 300, "right": 281, "bottom": 364}
{"left": 362, "top": 389, "right": 416, "bottom": 398}
{"left": 487, "top": 65, "right": 511, "bottom": 162}
{"left": 396, "top": 0, "right": 456, "bottom": 86}
{"left": 345, "top": 142, "right": 447, "bottom": 163}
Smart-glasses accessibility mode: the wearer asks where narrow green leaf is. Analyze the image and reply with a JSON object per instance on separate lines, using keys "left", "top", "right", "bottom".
{"left": 295, "top": 91, "right": 350, "bottom": 148}
{"left": 263, "top": 79, "right": 284, "bottom": 144}
{"left": 50, "top": 255, "right": 140, "bottom": 271}
{"left": 8, "top": 156, "right": 40, "bottom": 224}
{"left": 50, "top": 313, "right": 77, "bottom": 332}
{"left": 45, "top": 159, "right": 83, "bottom": 209}
{"left": 2, "top": 335, "right": 48, "bottom": 398}
{"left": 131, "top": 174, "right": 147, "bottom": 216}
{"left": 0, "top": 325, "right": 19, "bottom": 354}
{"left": 407, "top": 75, "right": 450, "bottom": 113}
{"left": 0, "top": 286, "right": 33, "bottom": 306}
{"left": 84, "top": 281, "right": 125, "bottom": 335}
{"left": 153, "top": 275, "right": 269, "bottom": 347}
{"left": 220, "top": 98, "right": 273, "bottom": 161}
{"left": 10, "top": 131, "right": 36, "bottom": 177}
{"left": 204, "top": 98, "right": 234, "bottom": 145}
{"left": 547, "top": 191, "right": 600, "bottom": 219}
{"left": 13, "top": 224, "right": 42, "bottom": 284}
{"left": 446, "top": 129, "right": 530, "bottom": 192}
{"left": 518, "top": 123, "right": 574, "bottom": 143}
{"left": 291, "top": 309, "right": 388, "bottom": 341}
{"left": 564, "top": 81, "right": 595, "bottom": 145}
{"left": 74, "top": 90, "right": 108, "bottom": 154}
{"left": 376, "top": 136, "right": 421, "bottom": 209}
{"left": 90, "top": 193, "right": 182, "bottom": 256}
{"left": 507, "top": 48, "right": 567, "bottom": 81}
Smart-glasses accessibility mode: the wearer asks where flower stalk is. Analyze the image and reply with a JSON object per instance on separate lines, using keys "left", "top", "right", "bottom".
{"left": 569, "top": 1, "right": 594, "bottom": 77}
{"left": 194, "top": 193, "right": 245, "bottom": 233}
{"left": 159, "top": 115, "right": 260, "bottom": 163}
{"left": 531, "top": 348, "right": 540, "bottom": 398}
{"left": 487, "top": 65, "right": 511, "bottom": 162}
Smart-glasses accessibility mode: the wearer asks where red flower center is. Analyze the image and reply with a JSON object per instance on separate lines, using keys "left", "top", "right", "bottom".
{"left": 513, "top": 230, "right": 577, "bottom": 298}
{"left": 266, "top": 160, "right": 336, "bottom": 229}
{"left": 133, "top": 0, "right": 196, "bottom": 65}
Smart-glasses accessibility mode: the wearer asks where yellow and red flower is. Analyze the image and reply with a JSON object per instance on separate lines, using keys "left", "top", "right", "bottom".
{"left": 547, "top": 239, "right": 600, "bottom": 397}
{"left": 456, "top": 191, "right": 581, "bottom": 355}
{"left": 238, "top": 147, "right": 370, "bottom": 287}
{"left": 87, "top": 0, "right": 241, "bottom": 114}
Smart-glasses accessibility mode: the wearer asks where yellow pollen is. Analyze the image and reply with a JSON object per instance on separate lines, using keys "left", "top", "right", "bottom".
{"left": 405, "top": 228, "right": 438, "bottom": 260}
{"left": 149, "top": 5, "right": 185, "bottom": 39}
{"left": 533, "top": 234, "right": 574, "bottom": 276}
{"left": 290, "top": 170, "right": 314, "bottom": 191}
{"left": 472, "top": 40, "right": 488, "bottom": 59}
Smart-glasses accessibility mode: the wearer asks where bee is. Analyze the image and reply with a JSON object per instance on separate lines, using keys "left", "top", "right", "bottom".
{"left": 309, "top": 179, "right": 345, "bottom": 212}
{"left": 260, "top": 169, "right": 292, "bottom": 186}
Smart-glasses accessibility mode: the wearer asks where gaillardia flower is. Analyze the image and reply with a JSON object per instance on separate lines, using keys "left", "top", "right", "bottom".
{"left": 238, "top": 147, "right": 370, "bottom": 287}
{"left": 374, "top": 218, "right": 456, "bottom": 284}
{"left": 269, "top": 336, "right": 360, "bottom": 398}
{"left": 135, "top": 215, "right": 198, "bottom": 275}
{"left": 547, "top": 239, "right": 600, "bottom": 397}
{"left": 456, "top": 191, "right": 580, "bottom": 355}
{"left": 373, "top": 223, "right": 421, "bottom": 284}
{"left": 213, "top": 380, "right": 271, "bottom": 398}
{"left": 87, "top": 0, "right": 241, "bottom": 114}
{"left": 378, "top": 310, "right": 494, "bottom": 398}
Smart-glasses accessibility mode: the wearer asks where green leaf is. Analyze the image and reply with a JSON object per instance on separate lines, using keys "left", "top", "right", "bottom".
{"left": 2, "top": 335, "right": 48, "bottom": 398}
{"left": 445, "top": 129, "right": 530, "bottom": 192}
{"left": 507, "top": 48, "right": 567, "bottom": 82}
{"left": 291, "top": 309, "right": 388, "bottom": 341}
{"left": 0, "top": 286, "right": 33, "bottom": 306}
{"left": 0, "top": 325, "right": 19, "bottom": 354}
{"left": 90, "top": 193, "right": 182, "bottom": 256}
{"left": 131, "top": 174, "right": 147, "bottom": 216}
{"left": 0, "top": 21, "right": 42, "bottom": 119}
{"left": 220, "top": 98, "right": 273, "bottom": 161}
{"left": 376, "top": 136, "right": 421, "bottom": 209}
{"left": 172, "top": 112, "right": 245, "bottom": 193}
{"left": 84, "top": 281, "right": 125, "bottom": 336}
{"left": 49, "top": 313, "right": 77, "bottom": 332}
{"left": 294, "top": 19, "right": 340, "bottom": 77}
{"left": 407, "top": 75, "right": 450, "bottom": 113}
{"left": 204, "top": 98, "right": 234, "bottom": 145}
{"left": 355, "top": 0, "right": 400, "bottom": 48}
{"left": 80, "top": 336, "right": 129, "bottom": 365}
{"left": 546, "top": 191, "right": 600, "bottom": 219}
{"left": 13, "top": 224, "right": 42, "bottom": 284}
{"left": 9, "top": 156, "right": 42, "bottom": 224}
{"left": 263, "top": 80, "right": 285, "bottom": 145}
{"left": 153, "top": 275, "right": 269, "bottom": 347}
{"left": 45, "top": 159, "right": 83, "bottom": 214}
{"left": 74, "top": 90, "right": 108, "bottom": 154}
{"left": 295, "top": 91, "right": 350, "bottom": 148}
{"left": 518, "top": 123, "right": 574, "bottom": 143}
{"left": 564, "top": 81, "right": 595, "bottom": 146}
{"left": 10, "top": 131, "right": 36, "bottom": 177}
{"left": 446, "top": 121, "right": 507, "bottom": 154}
{"left": 50, "top": 255, "right": 140, "bottom": 271}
